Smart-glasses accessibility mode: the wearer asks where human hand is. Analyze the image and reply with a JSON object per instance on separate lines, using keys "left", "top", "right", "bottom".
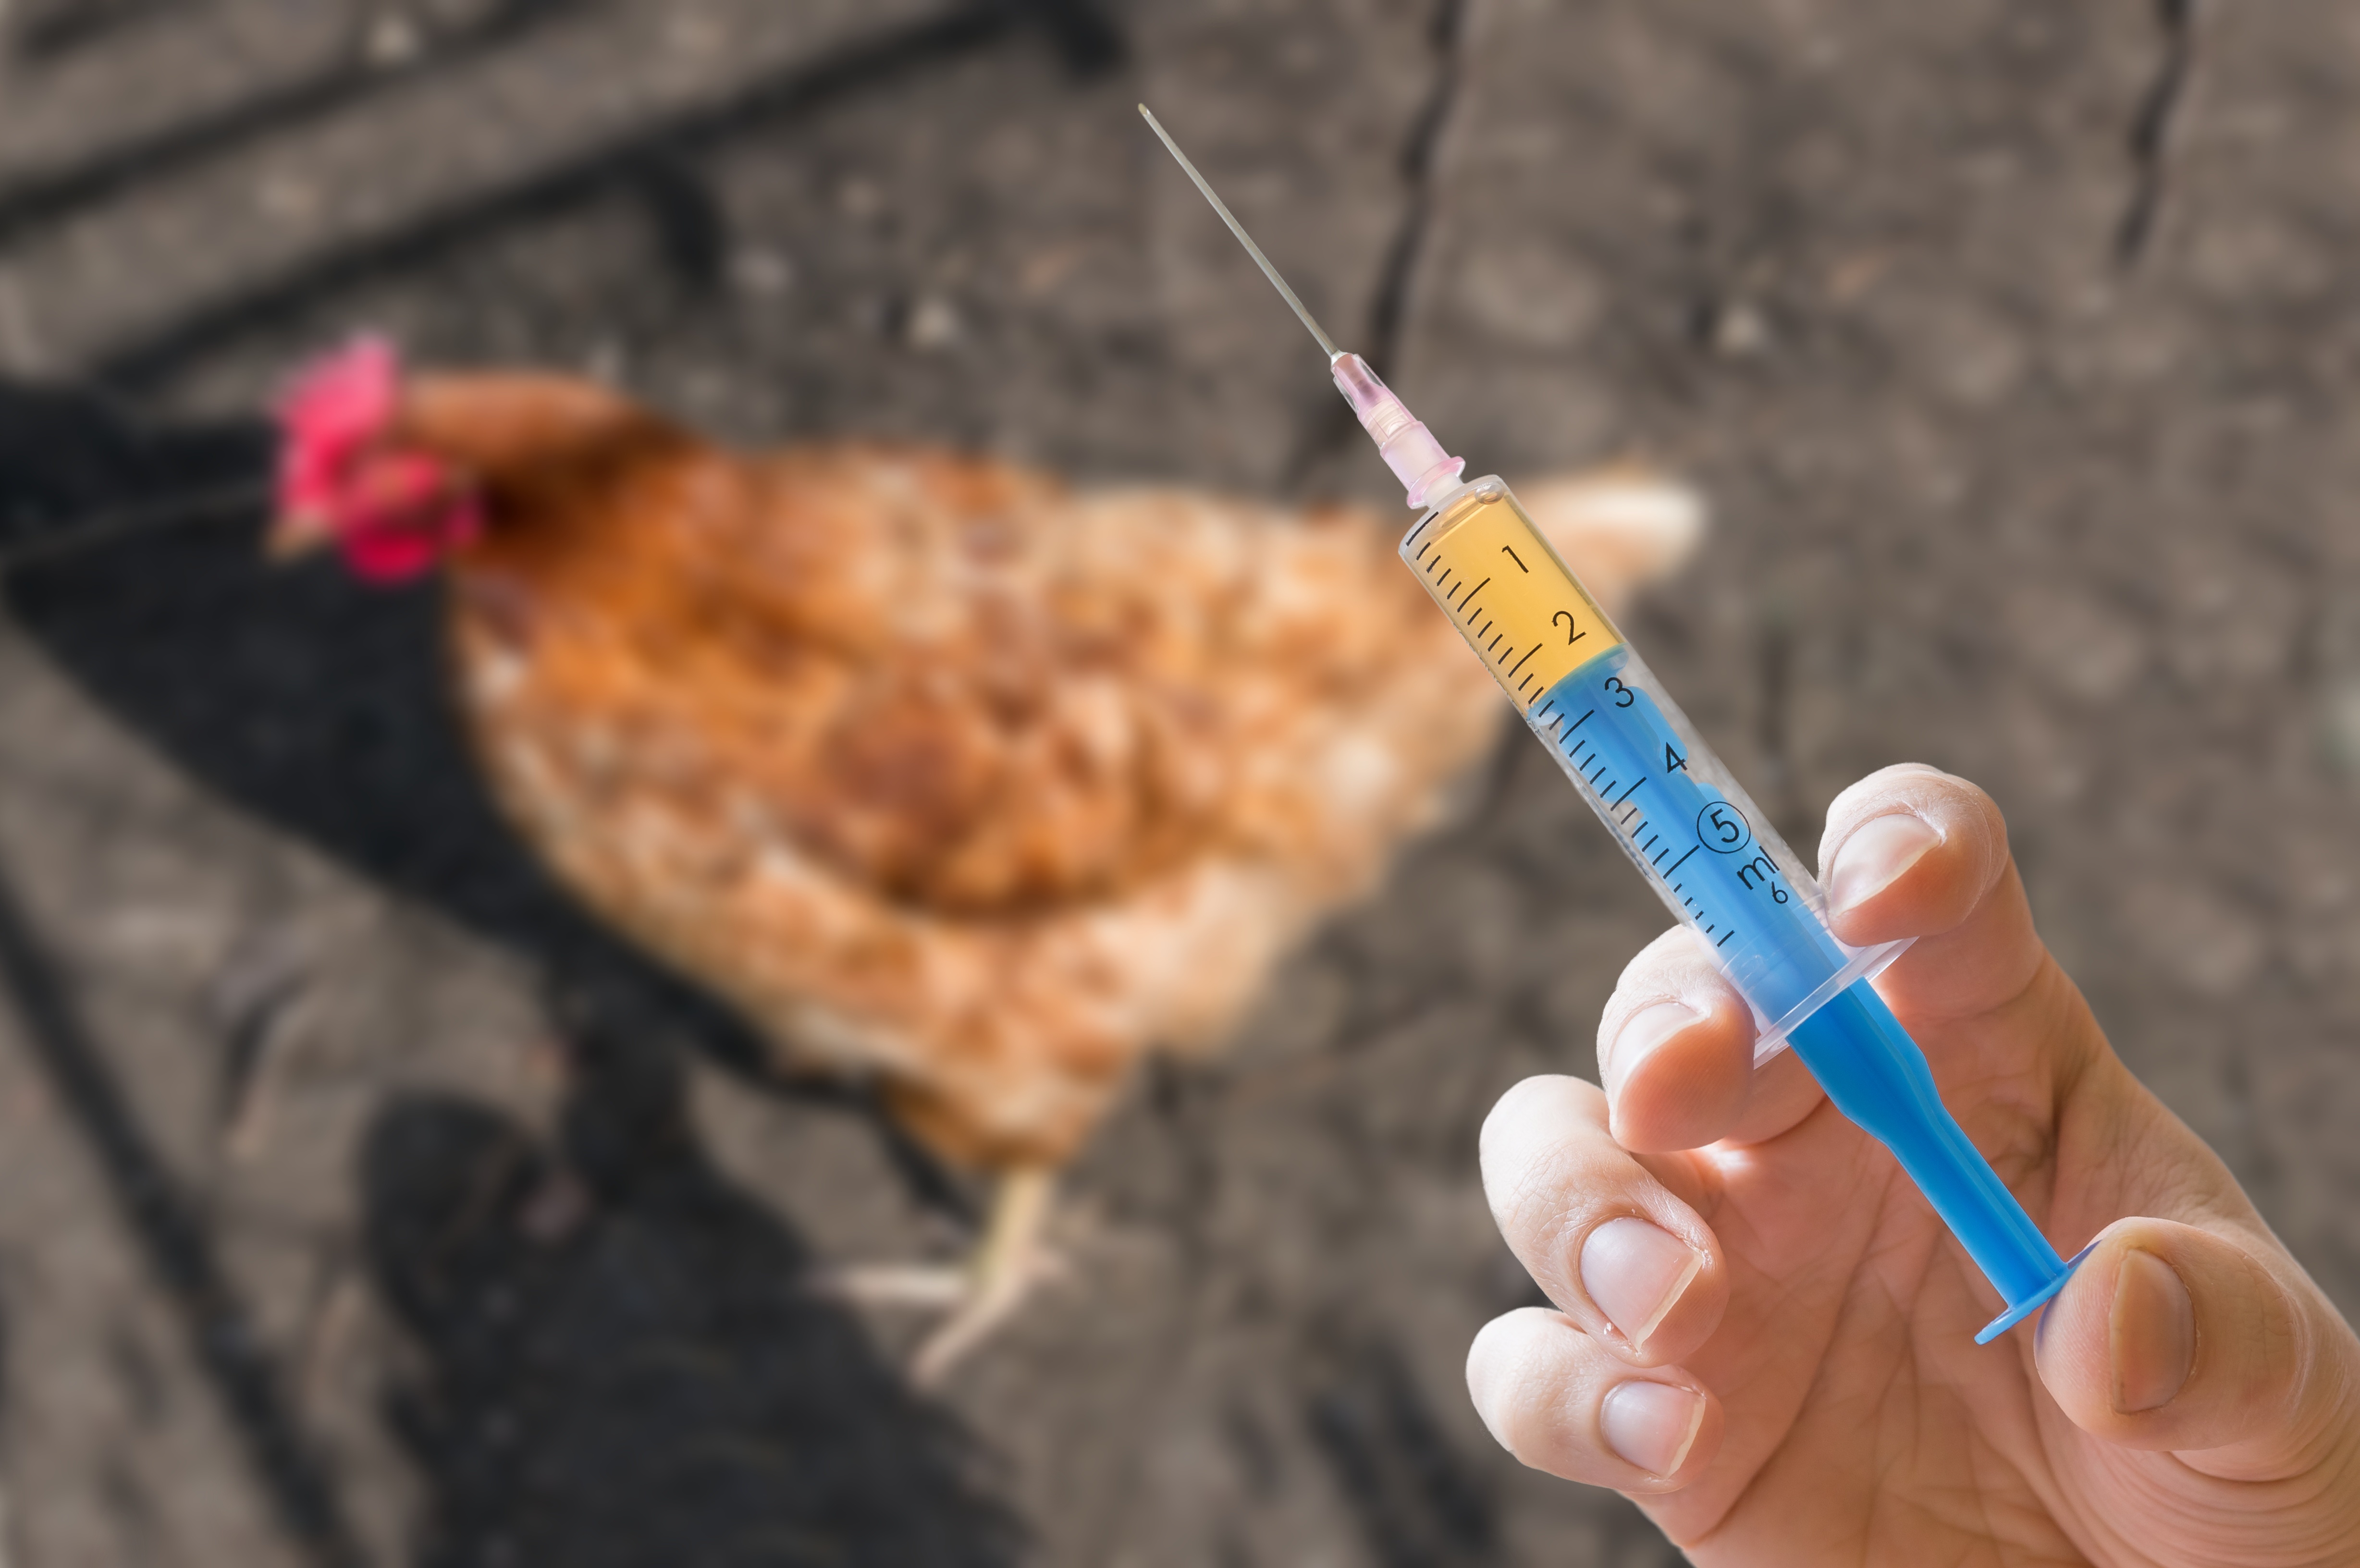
{"left": 1466, "top": 764, "right": 2360, "bottom": 1565}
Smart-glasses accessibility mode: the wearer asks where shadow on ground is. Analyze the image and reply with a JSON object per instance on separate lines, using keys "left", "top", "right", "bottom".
{"left": 367, "top": 1003, "right": 1017, "bottom": 1568}
{"left": 3, "top": 381, "right": 649, "bottom": 971}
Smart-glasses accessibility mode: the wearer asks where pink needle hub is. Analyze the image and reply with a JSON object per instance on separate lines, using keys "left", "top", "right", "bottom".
{"left": 1329, "top": 352, "right": 1465, "bottom": 508}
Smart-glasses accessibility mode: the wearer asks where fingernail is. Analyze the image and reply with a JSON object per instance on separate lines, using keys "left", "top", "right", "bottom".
{"left": 2111, "top": 1248, "right": 2195, "bottom": 1413}
{"left": 1600, "top": 1381, "right": 1706, "bottom": 1477}
{"left": 1606, "top": 1003, "right": 1699, "bottom": 1094}
{"left": 1825, "top": 813, "right": 1941, "bottom": 916}
{"left": 1581, "top": 1216, "right": 1703, "bottom": 1349}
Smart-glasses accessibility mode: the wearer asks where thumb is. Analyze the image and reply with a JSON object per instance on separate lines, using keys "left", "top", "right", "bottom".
{"left": 2034, "top": 1217, "right": 2356, "bottom": 1472}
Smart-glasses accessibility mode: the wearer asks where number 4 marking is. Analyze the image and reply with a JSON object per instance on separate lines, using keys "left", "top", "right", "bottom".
{"left": 1664, "top": 743, "right": 1689, "bottom": 774}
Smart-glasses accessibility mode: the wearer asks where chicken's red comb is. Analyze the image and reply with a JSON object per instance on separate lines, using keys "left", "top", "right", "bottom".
{"left": 277, "top": 335, "right": 399, "bottom": 460}
{"left": 276, "top": 336, "right": 400, "bottom": 514}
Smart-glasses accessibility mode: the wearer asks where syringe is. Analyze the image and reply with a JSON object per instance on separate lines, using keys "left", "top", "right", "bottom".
{"left": 1142, "top": 105, "right": 2086, "bottom": 1343}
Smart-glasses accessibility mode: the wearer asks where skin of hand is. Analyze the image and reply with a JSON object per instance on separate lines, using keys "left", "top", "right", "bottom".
{"left": 1466, "top": 763, "right": 2360, "bottom": 1566}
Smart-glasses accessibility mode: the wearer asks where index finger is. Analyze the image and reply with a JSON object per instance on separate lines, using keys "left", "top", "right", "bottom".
{"left": 1815, "top": 764, "right": 2045, "bottom": 1025}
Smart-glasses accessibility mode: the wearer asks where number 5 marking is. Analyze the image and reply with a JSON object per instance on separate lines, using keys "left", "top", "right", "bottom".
{"left": 1697, "top": 801, "right": 1752, "bottom": 854}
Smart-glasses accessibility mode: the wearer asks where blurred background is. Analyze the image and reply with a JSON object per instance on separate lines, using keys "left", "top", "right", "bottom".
{"left": 0, "top": 0, "right": 2357, "bottom": 1564}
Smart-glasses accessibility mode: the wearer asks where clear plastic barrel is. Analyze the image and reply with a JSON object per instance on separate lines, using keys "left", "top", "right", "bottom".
{"left": 1402, "top": 476, "right": 1906, "bottom": 1059}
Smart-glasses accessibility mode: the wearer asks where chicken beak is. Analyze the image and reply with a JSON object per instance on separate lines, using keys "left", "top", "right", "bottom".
{"left": 265, "top": 511, "right": 334, "bottom": 561}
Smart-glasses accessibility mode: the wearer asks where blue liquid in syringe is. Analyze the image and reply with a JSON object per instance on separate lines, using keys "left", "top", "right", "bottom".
{"left": 1530, "top": 646, "right": 1847, "bottom": 1023}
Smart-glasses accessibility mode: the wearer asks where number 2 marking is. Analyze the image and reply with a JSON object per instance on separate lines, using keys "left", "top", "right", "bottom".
{"left": 1552, "top": 610, "right": 1587, "bottom": 646}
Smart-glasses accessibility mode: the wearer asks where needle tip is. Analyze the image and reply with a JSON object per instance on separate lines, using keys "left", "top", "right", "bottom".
{"left": 1132, "top": 107, "right": 1343, "bottom": 361}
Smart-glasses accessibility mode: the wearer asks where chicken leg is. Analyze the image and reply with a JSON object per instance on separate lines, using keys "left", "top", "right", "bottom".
{"left": 822, "top": 1164, "right": 1063, "bottom": 1386}
{"left": 910, "top": 1164, "right": 1059, "bottom": 1385}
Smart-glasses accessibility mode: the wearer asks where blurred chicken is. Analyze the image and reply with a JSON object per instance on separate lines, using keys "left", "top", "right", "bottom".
{"left": 270, "top": 341, "right": 1701, "bottom": 1377}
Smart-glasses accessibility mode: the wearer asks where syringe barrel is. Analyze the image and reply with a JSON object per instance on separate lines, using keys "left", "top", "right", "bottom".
{"left": 1400, "top": 476, "right": 1894, "bottom": 1057}
{"left": 1402, "top": 475, "right": 2078, "bottom": 1339}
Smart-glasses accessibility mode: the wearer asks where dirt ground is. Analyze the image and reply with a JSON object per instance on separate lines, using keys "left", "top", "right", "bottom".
{"left": 0, "top": 1, "right": 2357, "bottom": 1564}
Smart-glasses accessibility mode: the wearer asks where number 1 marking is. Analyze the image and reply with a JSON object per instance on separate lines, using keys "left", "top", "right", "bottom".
{"left": 1500, "top": 544, "right": 1530, "bottom": 573}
